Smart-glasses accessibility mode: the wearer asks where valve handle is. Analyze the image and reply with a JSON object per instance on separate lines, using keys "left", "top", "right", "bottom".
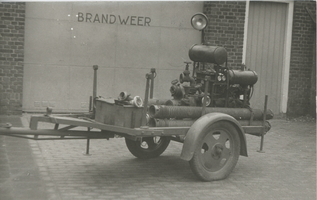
{"left": 184, "top": 61, "right": 192, "bottom": 67}
{"left": 184, "top": 62, "right": 192, "bottom": 71}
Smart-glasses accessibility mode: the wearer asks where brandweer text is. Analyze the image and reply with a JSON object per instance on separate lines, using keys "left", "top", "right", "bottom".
{"left": 77, "top": 12, "right": 151, "bottom": 26}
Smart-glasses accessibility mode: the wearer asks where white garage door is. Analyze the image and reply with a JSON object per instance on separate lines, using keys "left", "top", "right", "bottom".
{"left": 245, "top": 2, "right": 288, "bottom": 114}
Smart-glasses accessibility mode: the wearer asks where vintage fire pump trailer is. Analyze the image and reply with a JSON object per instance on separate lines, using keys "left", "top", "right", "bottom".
{"left": 0, "top": 13, "right": 273, "bottom": 181}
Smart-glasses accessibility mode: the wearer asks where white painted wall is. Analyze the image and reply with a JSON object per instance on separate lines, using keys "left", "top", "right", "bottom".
{"left": 23, "top": 2, "right": 203, "bottom": 112}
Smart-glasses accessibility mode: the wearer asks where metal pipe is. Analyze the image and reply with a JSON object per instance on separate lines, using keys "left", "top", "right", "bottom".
{"left": 92, "top": 65, "right": 98, "bottom": 118}
{"left": 0, "top": 127, "right": 109, "bottom": 137}
{"left": 202, "top": 76, "right": 210, "bottom": 116}
{"left": 149, "top": 118, "right": 271, "bottom": 131}
{"left": 93, "top": 65, "right": 98, "bottom": 102}
{"left": 89, "top": 96, "right": 92, "bottom": 112}
{"left": 149, "top": 105, "right": 273, "bottom": 120}
{"left": 149, "top": 118, "right": 194, "bottom": 127}
{"left": 142, "top": 73, "right": 151, "bottom": 126}
{"left": 262, "top": 95, "right": 268, "bottom": 125}
{"left": 192, "top": 62, "right": 196, "bottom": 78}
{"left": 150, "top": 68, "right": 156, "bottom": 99}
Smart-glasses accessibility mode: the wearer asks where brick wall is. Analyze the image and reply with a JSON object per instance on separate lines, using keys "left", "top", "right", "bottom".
{"left": 203, "top": 1, "right": 246, "bottom": 69}
{"left": 0, "top": 2, "right": 25, "bottom": 115}
{"left": 288, "top": 1, "right": 316, "bottom": 117}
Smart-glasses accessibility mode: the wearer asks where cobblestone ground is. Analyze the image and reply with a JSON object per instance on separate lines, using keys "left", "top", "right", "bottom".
{"left": 1, "top": 116, "right": 316, "bottom": 200}
{"left": 0, "top": 116, "right": 47, "bottom": 200}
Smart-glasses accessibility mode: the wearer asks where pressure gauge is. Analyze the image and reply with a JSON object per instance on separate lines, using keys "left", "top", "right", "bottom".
{"left": 202, "top": 96, "right": 211, "bottom": 106}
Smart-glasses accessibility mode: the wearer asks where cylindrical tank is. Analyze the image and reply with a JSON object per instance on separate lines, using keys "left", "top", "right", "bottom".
{"left": 228, "top": 70, "right": 258, "bottom": 85}
{"left": 188, "top": 44, "right": 227, "bottom": 65}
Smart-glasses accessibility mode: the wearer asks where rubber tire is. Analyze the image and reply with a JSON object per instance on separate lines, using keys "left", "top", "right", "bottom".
{"left": 189, "top": 121, "right": 240, "bottom": 181}
{"left": 125, "top": 137, "right": 170, "bottom": 159}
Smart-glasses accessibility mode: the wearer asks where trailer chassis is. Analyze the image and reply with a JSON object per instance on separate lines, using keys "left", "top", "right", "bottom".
{"left": 0, "top": 66, "right": 270, "bottom": 181}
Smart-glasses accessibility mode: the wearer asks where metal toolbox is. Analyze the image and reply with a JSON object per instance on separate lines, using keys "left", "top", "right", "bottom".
{"left": 95, "top": 98, "right": 144, "bottom": 128}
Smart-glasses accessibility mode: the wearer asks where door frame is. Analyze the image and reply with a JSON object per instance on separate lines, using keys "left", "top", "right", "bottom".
{"left": 242, "top": 1, "right": 294, "bottom": 113}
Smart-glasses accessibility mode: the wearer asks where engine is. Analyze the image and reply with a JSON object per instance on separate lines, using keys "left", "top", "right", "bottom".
{"left": 168, "top": 44, "right": 258, "bottom": 108}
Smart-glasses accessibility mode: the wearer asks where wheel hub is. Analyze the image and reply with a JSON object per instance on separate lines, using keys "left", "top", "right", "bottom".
{"left": 211, "top": 143, "right": 223, "bottom": 159}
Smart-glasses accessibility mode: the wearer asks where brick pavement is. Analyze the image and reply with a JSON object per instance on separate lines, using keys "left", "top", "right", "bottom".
{"left": 0, "top": 115, "right": 316, "bottom": 200}
{"left": 0, "top": 116, "right": 47, "bottom": 200}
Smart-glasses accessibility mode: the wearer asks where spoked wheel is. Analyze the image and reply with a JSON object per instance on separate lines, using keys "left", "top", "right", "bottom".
{"left": 189, "top": 121, "right": 240, "bottom": 181}
{"left": 125, "top": 136, "right": 170, "bottom": 159}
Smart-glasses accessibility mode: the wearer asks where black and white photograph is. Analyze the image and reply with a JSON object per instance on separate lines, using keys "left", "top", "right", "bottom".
{"left": 0, "top": 1, "right": 316, "bottom": 199}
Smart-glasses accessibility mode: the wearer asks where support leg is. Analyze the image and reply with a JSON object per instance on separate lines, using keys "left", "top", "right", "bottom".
{"left": 84, "top": 127, "right": 91, "bottom": 155}
{"left": 257, "top": 95, "right": 268, "bottom": 153}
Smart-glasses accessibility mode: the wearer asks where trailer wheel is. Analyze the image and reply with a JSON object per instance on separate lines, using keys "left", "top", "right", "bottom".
{"left": 189, "top": 121, "right": 240, "bottom": 181}
{"left": 125, "top": 137, "right": 170, "bottom": 159}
